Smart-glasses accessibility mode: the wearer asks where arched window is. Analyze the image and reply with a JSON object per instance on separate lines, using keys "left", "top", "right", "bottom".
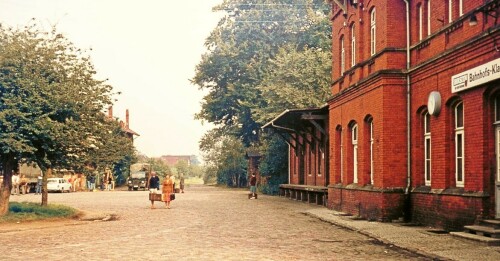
{"left": 424, "top": 112, "right": 431, "bottom": 185}
{"left": 351, "top": 123, "right": 358, "bottom": 183}
{"left": 340, "top": 36, "right": 345, "bottom": 74}
{"left": 370, "top": 8, "right": 376, "bottom": 56}
{"left": 351, "top": 24, "right": 356, "bottom": 66}
{"left": 455, "top": 101, "right": 464, "bottom": 187}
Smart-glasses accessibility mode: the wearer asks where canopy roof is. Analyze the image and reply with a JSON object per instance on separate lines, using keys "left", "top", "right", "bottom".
{"left": 262, "top": 104, "right": 328, "bottom": 133}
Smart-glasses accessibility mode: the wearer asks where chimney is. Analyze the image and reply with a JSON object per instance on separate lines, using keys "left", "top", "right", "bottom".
{"left": 108, "top": 106, "right": 113, "bottom": 119}
{"left": 126, "top": 109, "right": 129, "bottom": 128}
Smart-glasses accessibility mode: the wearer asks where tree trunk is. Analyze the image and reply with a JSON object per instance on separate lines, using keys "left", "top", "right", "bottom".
{"left": 0, "top": 154, "right": 15, "bottom": 216}
{"left": 41, "top": 167, "right": 51, "bottom": 206}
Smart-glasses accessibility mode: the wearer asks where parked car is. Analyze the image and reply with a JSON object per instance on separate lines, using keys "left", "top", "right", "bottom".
{"left": 47, "top": 178, "right": 72, "bottom": 193}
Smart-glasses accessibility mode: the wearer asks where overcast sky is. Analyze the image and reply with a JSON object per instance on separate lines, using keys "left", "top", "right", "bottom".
{"left": 0, "top": 0, "right": 223, "bottom": 159}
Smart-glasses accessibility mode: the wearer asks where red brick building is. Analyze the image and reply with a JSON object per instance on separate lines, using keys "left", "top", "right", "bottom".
{"left": 327, "top": 0, "right": 500, "bottom": 230}
{"left": 108, "top": 107, "right": 139, "bottom": 142}
{"left": 160, "top": 155, "right": 192, "bottom": 167}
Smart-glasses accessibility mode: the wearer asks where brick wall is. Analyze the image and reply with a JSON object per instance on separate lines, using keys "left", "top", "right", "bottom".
{"left": 328, "top": 186, "right": 405, "bottom": 222}
{"left": 328, "top": 0, "right": 499, "bottom": 229}
{"left": 411, "top": 191, "right": 489, "bottom": 231}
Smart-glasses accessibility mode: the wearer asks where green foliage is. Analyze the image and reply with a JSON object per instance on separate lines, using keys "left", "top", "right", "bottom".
{"left": 0, "top": 21, "right": 136, "bottom": 210}
{"left": 147, "top": 157, "right": 172, "bottom": 178}
{"left": 194, "top": 1, "right": 332, "bottom": 188}
{"left": 258, "top": 135, "right": 289, "bottom": 193}
{"left": 113, "top": 152, "right": 136, "bottom": 185}
{"left": 193, "top": 0, "right": 331, "bottom": 145}
{"left": 255, "top": 45, "right": 331, "bottom": 124}
{"left": 189, "top": 164, "right": 204, "bottom": 179}
{"left": 200, "top": 130, "right": 247, "bottom": 186}
{"left": 174, "top": 159, "right": 189, "bottom": 177}
{"left": 0, "top": 202, "right": 77, "bottom": 223}
{"left": 0, "top": 21, "right": 136, "bottom": 169}
{"left": 203, "top": 165, "right": 218, "bottom": 184}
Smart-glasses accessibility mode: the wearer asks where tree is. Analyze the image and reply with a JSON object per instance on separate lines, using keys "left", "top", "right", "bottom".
{"left": 254, "top": 44, "right": 331, "bottom": 124}
{"left": 0, "top": 22, "right": 124, "bottom": 212}
{"left": 258, "top": 135, "right": 288, "bottom": 193}
{"left": 193, "top": 0, "right": 331, "bottom": 145}
{"left": 193, "top": 0, "right": 331, "bottom": 186}
{"left": 146, "top": 157, "right": 172, "bottom": 178}
{"left": 199, "top": 129, "right": 246, "bottom": 186}
{"left": 174, "top": 160, "right": 189, "bottom": 178}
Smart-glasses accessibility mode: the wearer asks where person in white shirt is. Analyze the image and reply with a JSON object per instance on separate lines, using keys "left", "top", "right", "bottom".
{"left": 11, "top": 173, "right": 20, "bottom": 195}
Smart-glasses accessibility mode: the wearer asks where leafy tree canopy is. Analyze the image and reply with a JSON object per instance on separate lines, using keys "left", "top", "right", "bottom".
{"left": 0, "top": 21, "right": 135, "bottom": 211}
{"left": 193, "top": 0, "right": 331, "bottom": 146}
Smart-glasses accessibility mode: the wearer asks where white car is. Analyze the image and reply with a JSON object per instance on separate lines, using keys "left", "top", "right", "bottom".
{"left": 47, "top": 178, "right": 72, "bottom": 193}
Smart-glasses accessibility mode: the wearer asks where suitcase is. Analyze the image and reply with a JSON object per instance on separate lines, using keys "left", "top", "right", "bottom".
{"left": 149, "top": 193, "right": 162, "bottom": 201}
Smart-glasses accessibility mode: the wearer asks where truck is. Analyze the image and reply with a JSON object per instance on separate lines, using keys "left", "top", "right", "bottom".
{"left": 19, "top": 163, "right": 42, "bottom": 193}
{"left": 127, "top": 163, "right": 151, "bottom": 191}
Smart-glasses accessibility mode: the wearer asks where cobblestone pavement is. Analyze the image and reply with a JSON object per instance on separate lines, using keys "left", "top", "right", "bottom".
{"left": 5, "top": 185, "right": 428, "bottom": 261}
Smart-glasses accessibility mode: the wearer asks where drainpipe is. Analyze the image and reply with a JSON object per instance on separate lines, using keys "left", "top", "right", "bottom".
{"left": 403, "top": 0, "right": 411, "bottom": 196}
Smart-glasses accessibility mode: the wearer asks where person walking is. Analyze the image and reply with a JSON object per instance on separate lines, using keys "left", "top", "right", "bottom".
{"left": 73, "top": 173, "right": 81, "bottom": 192}
{"left": 86, "top": 174, "right": 92, "bottom": 191}
{"left": 35, "top": 174, "right": 42, "bottom": 195}
{"left": 88, "top": 174, "right": 96, "bottom": 192}
{"left": 179, "top": 175, "right": 185, "bottom": 193}
{"left": 148, "top": 172, "right": 160, "bottom": 209}
{"left": 19, "top": 174, "right": 28, "bottom": 194}
{"left": 161, "top": 174, "right": 174, "bottom": 209}
{"left": 104, "top": 168, "right": 113, "bottom": 191}
{"left": 249, "top": 174, "right": 257, "bottom": 199}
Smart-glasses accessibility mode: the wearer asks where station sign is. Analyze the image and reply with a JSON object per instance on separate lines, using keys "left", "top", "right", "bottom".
{"left": 451, "top": 57, "right": 500, "bottom": 93}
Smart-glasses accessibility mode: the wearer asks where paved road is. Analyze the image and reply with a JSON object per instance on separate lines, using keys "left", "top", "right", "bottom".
{"left": 3, "top": 185, "right": 426, "bottom": 260}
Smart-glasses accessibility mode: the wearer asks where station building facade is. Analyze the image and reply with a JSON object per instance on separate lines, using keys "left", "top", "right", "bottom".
{"left": 326, "top": 0, "right": 500, "bottom": 230}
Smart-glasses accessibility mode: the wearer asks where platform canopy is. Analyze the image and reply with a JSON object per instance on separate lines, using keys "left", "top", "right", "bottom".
{"left": 262, "top": 104, "right": 329, "bottom": 149}
{"left": 262, "top": 104, "right": 328, "bottom": 134}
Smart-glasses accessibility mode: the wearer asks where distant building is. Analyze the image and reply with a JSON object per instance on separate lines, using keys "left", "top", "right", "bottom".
{"left": 107, "top": 106, "right": 139, "bottom": 142}
{"left": 160, "top": 155, "right": 196, "bottom": 166}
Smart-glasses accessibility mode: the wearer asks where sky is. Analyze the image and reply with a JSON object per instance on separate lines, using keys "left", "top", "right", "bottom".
{"left": 0, "top": 0, "right": 224, "bottom": 159}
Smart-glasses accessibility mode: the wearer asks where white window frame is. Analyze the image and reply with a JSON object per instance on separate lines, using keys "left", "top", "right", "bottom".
{"left": 424, "top": 112, "right": 431, "bottom": 186}
{"left": 351, "top": 24, "right": 356, "bottom": 67}
{"left": 369, "top": 120, "right": 374, "bottom": 184}
{"left": 427, "top": 0, "right": 431, "bottom": 35}
{"left": 370, "top": 8, "right": 376, "bottom": 56}
{"left": 352, "top": 124, "right": 358, "bottom": 183}
{"left": 341, "top": 37, "right": 345, "bottom": 74}
{"left": 455, "top": 102, "right": 464, "bottom": 187}
{"left": 418, "top": 5, "right": 423, "bottom": 41}
{"left": 459, "top": 0, "right": 463, "bottom": 16}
